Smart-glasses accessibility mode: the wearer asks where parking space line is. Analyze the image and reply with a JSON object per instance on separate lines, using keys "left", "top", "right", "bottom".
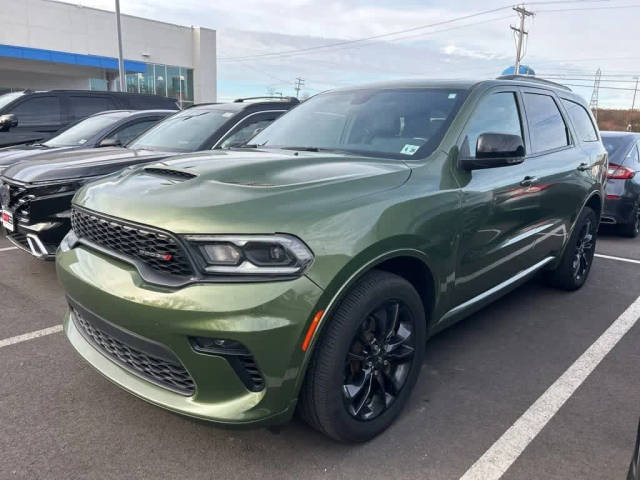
{"left": 0, "top": 325, "right": 63, "bottom": 349}
{"left": 459, "top": 294, "right": 640, "bottom": 480}
{"left": 0, "top": 246, "right": 18, "bottom": 252}
{"left": 595, "top": 253, "right": 640, "bottom": 265}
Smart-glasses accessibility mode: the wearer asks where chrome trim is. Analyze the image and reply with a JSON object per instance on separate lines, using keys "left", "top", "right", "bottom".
{"left": 440, "top": 256, "right": 554, "bottom": 323}
{"left": 26, "top": 233, "right": 53, "bottom": 259}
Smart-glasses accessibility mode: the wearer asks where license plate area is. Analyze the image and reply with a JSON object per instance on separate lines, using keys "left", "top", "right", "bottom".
{"left": 1, "top": 209, "right": 14, "bottom": 232}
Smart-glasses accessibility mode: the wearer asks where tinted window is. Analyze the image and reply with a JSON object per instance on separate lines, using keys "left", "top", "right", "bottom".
{"left": 219, "top": 113, "right": 281, "bottom": 148}
{"left": 523, "top": 93, "right": 569, "bottom": 153}
{"left": 251, "top": 88, "right": 467, "bottom": 160}
{"left": 69, "top": 96, "right": 116, "bottom": 120}
{"left": 10, "top": 96, "right": 61, "bottom": 126}
{"left": 128, "top": 108, "right": 236, "bottom": 152}
{"left": 562, "top": 99, "right": 598, "bottom": 142}
{"left": 44, "top": 112, "right": 128, "bottom": 147}
{"left": 461, "top": 92, "right": 522, "bottom": 158}
{"left": 111, "top": 119, "right": 159, "bottom": 145}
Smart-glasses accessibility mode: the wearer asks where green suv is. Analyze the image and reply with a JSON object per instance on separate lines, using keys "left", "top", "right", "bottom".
{"left": 56, "top": 77, "right": 607, "bottom": 442}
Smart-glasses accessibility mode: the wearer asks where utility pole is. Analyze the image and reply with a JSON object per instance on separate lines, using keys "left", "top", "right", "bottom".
{"left": 589, "top": 68, "right": 601, "bottom": 120}
{"left": 294, "top": 77, "right": 305, "bottom": 98}
{"left": 510, "top": 4, "right": 534, "bottom": 75}
{"left": 115, "top": 0, "right": 125, "bottom": 92}
{"left": 629, "top": 76, "right": 639, "bottom": 131}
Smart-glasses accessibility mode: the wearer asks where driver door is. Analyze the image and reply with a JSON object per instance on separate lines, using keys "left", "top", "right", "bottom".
{"left": 454, "top": 88, "right": 545, "bottom": 305}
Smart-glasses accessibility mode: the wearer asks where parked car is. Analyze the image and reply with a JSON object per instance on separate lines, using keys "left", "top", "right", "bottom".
{"left": 0, "top": 109, "right": 172, "bottom": 173}
{"left": 0, "top": 97, "right": 298, "bottom": 258}
{"left": 600, "top": 131, "right": 640, "bottom": 237}
{"left": 56, "top": 77, "right": 606, "bottom": 442}
{"left": 629, "top": 418, "right": 640, "bottom": 480}
{"left": 0, "top": 89, "right": 178, "bottom": 148}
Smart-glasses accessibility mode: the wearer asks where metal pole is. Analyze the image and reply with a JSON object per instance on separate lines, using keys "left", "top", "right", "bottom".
{"left": 115, "top": 0, "right": 125, "bottom": 92}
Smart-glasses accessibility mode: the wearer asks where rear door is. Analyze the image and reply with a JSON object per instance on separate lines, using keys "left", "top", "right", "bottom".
{"left": 0, "top": 95, "right": 64, "bottom": 146}
{"left": 519, "top": 88, "right": 599, "bottom": 260}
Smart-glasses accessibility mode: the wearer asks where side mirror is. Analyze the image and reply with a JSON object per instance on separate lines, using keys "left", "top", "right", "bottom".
{"left": 0, "top": 114, "right": 18, "bottom": 132}
{"left": 460, "top": 133, "right": 525, "bottom": 170}
{"left": 98, "top": 137, "right": 121, "bottom": 148}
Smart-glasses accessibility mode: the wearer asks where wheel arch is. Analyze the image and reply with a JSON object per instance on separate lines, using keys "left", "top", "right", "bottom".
{"left": 293, "top": 249, "right": 438, "bottom": 396}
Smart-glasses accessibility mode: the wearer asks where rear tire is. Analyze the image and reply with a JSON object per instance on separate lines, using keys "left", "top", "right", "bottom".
{"left": 545, "top": 206, "right": 597, "bottom": 291}
{"left": 618, "top": 203, "right": 640, "bottom": 238}
{"left": 298, "top": 270, "right": 426, "bottom": 442}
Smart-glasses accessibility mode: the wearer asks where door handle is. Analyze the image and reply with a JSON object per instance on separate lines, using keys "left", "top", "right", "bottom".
{"left": 520, "top": 176, "right": 538, "bottom": 187}
{"left": 577, "top": 162, "right": 591, "bottom": 171}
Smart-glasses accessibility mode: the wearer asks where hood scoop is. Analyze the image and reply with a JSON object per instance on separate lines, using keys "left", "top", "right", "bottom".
{"left": 144, "top": 167, "right": 197, "bottom": 182}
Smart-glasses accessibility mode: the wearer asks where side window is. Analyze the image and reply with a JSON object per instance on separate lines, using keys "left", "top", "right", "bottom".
{"left": 461, "top": 92, "right": 523, "bottom": 158}
{"left": 523, "top": 93, "right": 569, "bottom": 153}
{"left": 10, "top": 96, "right": 61, "bottom": 126}
{"left": 561, "top": 99, "right": 598, "bottom": 142}
{"left": 110, "top": 119, "right": 159, "bottom": 146}
{"left": 218, "top": 113, "right": 281, "bottom": 149}
{"left": 69, "top": 96, "right": 116, "bottom": 121}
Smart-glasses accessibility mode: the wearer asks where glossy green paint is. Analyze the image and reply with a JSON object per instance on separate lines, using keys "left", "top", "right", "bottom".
{"left": 57, "top": 79, "right": 607, "bottom": 426}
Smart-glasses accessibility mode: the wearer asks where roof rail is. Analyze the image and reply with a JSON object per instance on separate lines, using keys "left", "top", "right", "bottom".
{"left": 233, "top": 96, "right": 300, "bottom": 104}
{"left": 496, "top": 75, "right": 572, "bottom": 91}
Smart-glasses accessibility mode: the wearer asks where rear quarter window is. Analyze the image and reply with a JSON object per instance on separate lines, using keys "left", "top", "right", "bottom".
{"left": 561, "top": 99, "right": 598, "bottom": 142}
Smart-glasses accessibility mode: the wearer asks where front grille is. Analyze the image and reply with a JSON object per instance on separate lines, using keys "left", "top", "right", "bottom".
{"left": 71, "top": 208, "right": 194, "bottom": 277}
{"left": 1, "top": 182, "right": 32, "bottom": 218}
{"left": 72, "top": 308, "right": 196, "bottom": 396}
{"left": 144, "top": 168, "right": 197, "bottom": 181}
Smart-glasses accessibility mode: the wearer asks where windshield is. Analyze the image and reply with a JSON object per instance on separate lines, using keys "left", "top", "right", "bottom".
{"left": 0, "top": 91, "right": 25, "bottom": 110}
{"left": 128, "top": 108, "right": 235, "bottom": 152}
{"left": 251, "top": 88, "right": 467, "bottom": 159}
{"left": 44, "top": 112, "right": 129, "bottom": 147}
{"left": 601, "top": 135, "right": 634, "bottom": 162}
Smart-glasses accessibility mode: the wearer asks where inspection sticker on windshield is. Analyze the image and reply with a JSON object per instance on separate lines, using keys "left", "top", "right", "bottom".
{"left": 448, "top": 93, "right": 457, "bottom": 99}
{"left": 400, "top": 144, "right": 420, "bottom": 155}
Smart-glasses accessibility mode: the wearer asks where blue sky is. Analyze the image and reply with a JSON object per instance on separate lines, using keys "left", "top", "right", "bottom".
{"left": 75, "top": 0, "right": 640, "bottom": 108}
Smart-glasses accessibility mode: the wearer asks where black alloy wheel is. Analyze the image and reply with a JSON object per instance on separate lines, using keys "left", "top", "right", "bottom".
{"left": 298, "top": 270, "right": 426, "bottom": 442}
{"left": 572, "top": 217, "right": 595, "bottom": 284}
{"left": 343, "top": 300, "right": 415, "bottom": 421}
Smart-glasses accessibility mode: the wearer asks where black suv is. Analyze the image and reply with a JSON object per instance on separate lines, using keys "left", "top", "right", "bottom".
{"left": 0, "top": 90, "right": 178, "bottom": 147}
{"left": 0, "top": 97, "right": 299, "bottom": 258}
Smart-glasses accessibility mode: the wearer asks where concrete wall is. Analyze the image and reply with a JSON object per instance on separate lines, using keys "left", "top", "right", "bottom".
{"left": 0, "top": 0, "right": 217, "bottom": 102}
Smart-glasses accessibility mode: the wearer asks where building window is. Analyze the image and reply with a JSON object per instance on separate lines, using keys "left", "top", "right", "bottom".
{"left": 123, "top": 62, "right": 194, "bottom": 108}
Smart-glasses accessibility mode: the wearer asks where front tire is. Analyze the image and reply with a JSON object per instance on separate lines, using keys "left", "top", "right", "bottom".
{"left": 298, "top": 270, "right": 426, "bottom": 442}
{"left": 545, "top": 206, "right": 597, "bottom": 291}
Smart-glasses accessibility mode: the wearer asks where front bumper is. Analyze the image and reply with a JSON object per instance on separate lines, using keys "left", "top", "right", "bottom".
{"left": 57, "top": 246, "right": 324, "bottom": 427}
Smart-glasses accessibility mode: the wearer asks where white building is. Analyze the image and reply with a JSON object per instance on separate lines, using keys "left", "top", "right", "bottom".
{"left": 0, "top": 0, "right": 217, "bottom": 106}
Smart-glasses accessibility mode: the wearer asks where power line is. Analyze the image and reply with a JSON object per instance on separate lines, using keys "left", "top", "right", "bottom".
{"left": 218, "top": 0, "right": 611, "bottom": 62}
{"left": 218, "top": 5, "right": 515, "bottom": 62}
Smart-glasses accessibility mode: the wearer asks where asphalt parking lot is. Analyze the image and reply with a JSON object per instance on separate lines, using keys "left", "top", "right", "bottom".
{"left": 1, "top": 228, "right": 639, "bottom": 480}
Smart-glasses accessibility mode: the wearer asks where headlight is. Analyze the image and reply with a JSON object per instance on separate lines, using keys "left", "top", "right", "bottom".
{"left": 184, "top": 234, "right": 314, "bottom": 276}
{"left": 59, "top": 229, "right": 78, "bottom": 253}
